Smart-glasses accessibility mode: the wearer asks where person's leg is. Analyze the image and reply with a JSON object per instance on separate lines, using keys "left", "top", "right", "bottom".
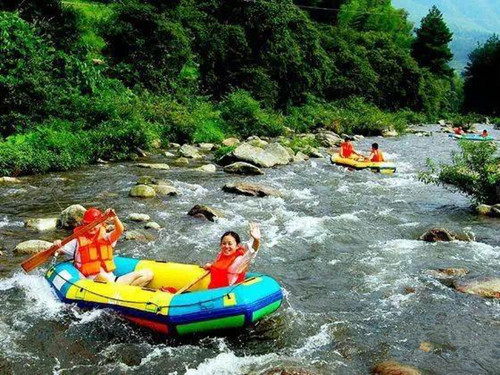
{"left": 116, "top": 269, "right": 154, "bottom": 287}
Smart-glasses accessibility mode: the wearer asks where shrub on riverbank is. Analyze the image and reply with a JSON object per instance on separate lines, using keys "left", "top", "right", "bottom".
{"left": 285, "top": 96, "right": 407, "bottom": 135}
{"left": 419, "top": 141, "right": 500, "bottom": 204}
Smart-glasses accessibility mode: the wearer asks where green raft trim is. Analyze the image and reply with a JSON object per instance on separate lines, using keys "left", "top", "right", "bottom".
{"left": 176, "top": 315, "right": 245, "bottom": 335}
{"left": 252, "top": 300, "right": 282, "bottom": 322}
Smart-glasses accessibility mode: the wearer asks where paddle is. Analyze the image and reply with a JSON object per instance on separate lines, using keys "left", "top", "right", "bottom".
{"left": 20, "top": 211, "right": 114, "bottom": 273}
{"left": 173, "top": 270, "right": 210, "bottom": 295}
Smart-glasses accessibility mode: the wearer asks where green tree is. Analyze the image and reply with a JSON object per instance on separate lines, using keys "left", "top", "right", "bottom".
{"left": 420, "top": 141, "right": 500, "bottom": 205}
{"left": 463, "top": 35, "right": 500, "bottom": 115}
{"left": 411, "top": 6, "right": 453, "bottom": 77}
{"left": 0, "top": 0, "right": 80, "bottom": 51}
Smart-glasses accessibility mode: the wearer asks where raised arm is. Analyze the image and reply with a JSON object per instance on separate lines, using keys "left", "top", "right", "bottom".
{"left": 106, "top": 209, "right": 124, "bottom": 243}
{"left": 249, "top": 222, "right": 261, "bottom": 251}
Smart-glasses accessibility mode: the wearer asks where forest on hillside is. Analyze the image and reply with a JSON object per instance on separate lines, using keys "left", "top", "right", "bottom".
{"left": 0, "top": 0, "right": 498, "bottom": 176}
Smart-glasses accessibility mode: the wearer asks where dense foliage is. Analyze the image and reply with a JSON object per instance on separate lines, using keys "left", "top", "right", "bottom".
{"left": 0, "top": 0, "right": 481, "bottom": 176}
{"left": 420, "top": 141, "right": 500, "bottom": 204}
{"left": 463, "top": 35, "right": 500, "bottom": 116}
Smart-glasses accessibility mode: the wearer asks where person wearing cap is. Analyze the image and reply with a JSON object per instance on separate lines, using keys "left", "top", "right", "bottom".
{"left": 339, "top": 137, "right": 363, "bottom": 159}
{"left": 53, "top": 208, "right": 154, "bottom": 286}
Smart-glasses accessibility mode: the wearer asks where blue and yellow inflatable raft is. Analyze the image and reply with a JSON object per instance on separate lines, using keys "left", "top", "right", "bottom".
{"left": 46, "top": 256, "right": 283, "bottom": 335}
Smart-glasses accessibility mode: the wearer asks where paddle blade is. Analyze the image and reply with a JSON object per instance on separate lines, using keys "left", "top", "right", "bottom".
{"left": 20, "top": 245, "right": 58, "bottom": 273}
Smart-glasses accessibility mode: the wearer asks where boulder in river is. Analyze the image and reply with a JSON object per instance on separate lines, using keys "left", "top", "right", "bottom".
{"left": 179, "top": 144, "right": 203, "bottom": 159}
{"left": 152, "top": 184, "right": 179, "bottom": 196}
{"left": 173, "top": 157, "right": 190, "bottom": 166}
{"left": 315, "top": 131, "right": 342, "bottom": 148}
{"left": 144, "top": 221, "right": 161, "bottom": 230}
{"left": 222, "top": 182, "right": 281, "bottom": 197}
{"left": 59, "top": 204, "right": 86, "bottom": 229}
{"left": 188, "top": 204, "right": 224, "bottom": 222}
{"left": 232, "top": 143, "right": 283, "bottom": 168}
{"left": 372, "top": 360, "right": 421, "bottom": 375}
{"left": 135, "top": 163, "right": 170, "bottom": 170}
{"left": 194, "top": 164, "right": 217, "bottom": 173}
{"left": 129, "top": 185, "right": 156, "bottom": 198}
{"left": 128, "top": 213, "right": 150, "bottom": 222}
{"left": 24, "top": 218, "right": 58, "bottom": 232}
{"left": 382, "top": 129, "right": 398, "bottom": 137}
{"left": 0, "top": 177, "right": 22, "bottom": 183}
{"left": 224, "top": 162, "right": 264, "bottom": 175}
{"left": 293, "top": 151, "right": 309, "bottom": 162}
{"left": 453, "top": 278, "right": 500, "bottom": 299}
{"left": 14, "top": 240, "right": 53, "bottom": 254}
{"left": 124, "top": 230, "right": 155, "bottom": 242}
{"left": 247, "top": 137, "right": 269, "bottom": 148}
{"left": 419, "top": 227, "right": 455, "bottom": 242}
{"left": 265, "top": 143, "right": 293, "bottom": 164}
{"left": 428, "top": 267, "right": 469, "bottom": 279}
{"left": 222, "top": 137, "right": 240, "bottom": 147}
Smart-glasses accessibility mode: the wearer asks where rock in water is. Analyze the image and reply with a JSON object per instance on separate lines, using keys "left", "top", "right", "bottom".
{"left": 59, "top": 204, "right": 86, "bottom": 229}
{"left": 419, "top": 228, "right": 455, "bottom": 242}
{"left": 24, "top": 218, "right": 58, "bottom": 231}
{"left": 188, "top": 205, "right": 224, "bottom": 222}
{"left": 224, "top": 162, "right": 264, "bottom": 175}
{"left": 129, "top": 185, "right": 156, "bottom": 198}
{"left": 372, "top": 360, "right": 421, "bottom": 375}
{"left": 453, "top": 278, "right": 500, "bottom": 299}
{"left": 222, "top": 182, "right": 281, "bottom": 197}
{"left": 14, "top": 240, "right": 53, "bottom": 254}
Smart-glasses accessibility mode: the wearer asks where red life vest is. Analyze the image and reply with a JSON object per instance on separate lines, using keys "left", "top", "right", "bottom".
{"left": 371, "top": 150, "right": 384, "bottom": 162}
{"left": 74, "top": 226, "right": 116, "bottom": 276}
{"left": 340, "top": 142, "right": 353, "bottom": 157}
{"left": 208, "top": 245, "right": 247, "bottom": 289}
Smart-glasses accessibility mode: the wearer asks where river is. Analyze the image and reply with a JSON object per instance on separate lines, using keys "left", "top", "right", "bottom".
{"left": 0, "top": 125, "right": 499, "bottom": 374}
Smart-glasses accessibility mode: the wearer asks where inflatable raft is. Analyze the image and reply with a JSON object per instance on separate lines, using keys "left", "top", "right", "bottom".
{"left": 449, "top": 134, "right": 494, "bottom": 141}
{"left": 330, "top": 153, "right": 396, "bottom": 174}
{"left": 46, "top": 256, "right": 283, "bottom": 335}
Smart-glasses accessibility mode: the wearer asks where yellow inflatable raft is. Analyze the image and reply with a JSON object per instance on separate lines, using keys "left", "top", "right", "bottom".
{"left": 331, "top": 153, "right": 396, "bottom": 174}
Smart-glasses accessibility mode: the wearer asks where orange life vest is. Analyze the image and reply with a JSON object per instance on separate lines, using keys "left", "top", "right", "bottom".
{"left": 340, "top": 142, "right": 353, "bottom": 157}
{"left": 75, "top": 226, "right": 116, "bottom": 276}
{"left": 371, "top": 150, "right": 384, "bottom": 162}
{"left": 208, "top": 246, "right": 247, "bottom": 289}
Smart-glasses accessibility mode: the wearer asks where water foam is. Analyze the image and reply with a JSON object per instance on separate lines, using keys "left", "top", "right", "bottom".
{"left": 294, "top": 323, "right": 334, "bottom": 356}
{"left": 184, "top": 352, "right": 278, "bottom": 375}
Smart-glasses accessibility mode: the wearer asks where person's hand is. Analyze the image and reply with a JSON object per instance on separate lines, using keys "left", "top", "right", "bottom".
{"left": 53, "top": 240, "right": 62, "bottom": 256}
{"left": 203, "top": 263, "right": 212, "bottom": 270}
{"left": 249, "top": 222, "right": 261, "bottom": 241}
{"left": 104, "top": 208, "right": 116, "bottom": 217}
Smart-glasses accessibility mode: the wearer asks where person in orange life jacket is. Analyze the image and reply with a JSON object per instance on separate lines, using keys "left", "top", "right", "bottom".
{"left": 53, "top": 208, "right": 154, "bottom": 287}
{"left": 453, "top": 126, "right": 464, "bottom": 135}
{"left": 366, "top": 143, "right": 384, "bottom": 162}
{"left": 481, "top": 129, "right": 489, "bottom": 137}
{"left": 203, "top": 222, "right": 261, "bottom": 289}
{"left": 339, "top": 137, "right": 362, "bottom": 159}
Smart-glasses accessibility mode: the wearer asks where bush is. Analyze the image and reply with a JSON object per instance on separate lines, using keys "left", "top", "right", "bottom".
{"left": 214, "top": 145, "right": 237, "bottom": 161}
{"left": 419, "top": 141, "right": 500, "bottom": 204}
{"left": 219, "top": 90, "right": 285, "bottom": 138}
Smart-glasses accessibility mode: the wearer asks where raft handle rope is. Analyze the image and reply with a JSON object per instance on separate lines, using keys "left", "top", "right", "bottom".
{"left": 50, "top": 266, "right": 262, "bottom": 310}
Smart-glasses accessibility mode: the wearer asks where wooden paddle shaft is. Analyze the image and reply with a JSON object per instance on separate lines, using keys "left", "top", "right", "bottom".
{"left": 20, "top": 211, "right": 113, "bottom": 273}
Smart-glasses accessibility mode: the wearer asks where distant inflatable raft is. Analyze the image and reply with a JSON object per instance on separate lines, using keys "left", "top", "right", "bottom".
{"left": 449, "top": 134, "right": 495, "bottom": 141}
{"left": 330, "top": 153, "right": 396, "bottom": 174}
{"left": 46, "top": 256, "right": 283, "bottom": 335}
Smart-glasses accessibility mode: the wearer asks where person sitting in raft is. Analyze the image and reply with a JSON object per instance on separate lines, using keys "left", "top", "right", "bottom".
{"left": 203, "top": 222, "right": 261, "bottom": 289}
{"left": 481, "top": 129, "right": 489, "bottom": 137}
{"left": 339, "top": 137, "right": 363, "bottom": 159}
{"left": 54, "top": 207, "right": 154, "bottom": 286}
{"left": 366, "top": 142, "right": 384, "bottom": 162}
{"left": 453, "top": 126, "right": 464, "bottom": 135}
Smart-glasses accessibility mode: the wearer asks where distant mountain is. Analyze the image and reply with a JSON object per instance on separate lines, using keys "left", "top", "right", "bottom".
{"left": 392, "top": 0, "right": 500, "bottom": 71}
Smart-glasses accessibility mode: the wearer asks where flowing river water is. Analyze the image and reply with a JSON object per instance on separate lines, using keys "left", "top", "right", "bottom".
{"left": 0, "top": 125, "right": 499, "bottom": 374}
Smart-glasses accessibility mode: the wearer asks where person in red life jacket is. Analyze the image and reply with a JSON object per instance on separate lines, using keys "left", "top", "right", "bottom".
{"left": 367, "top": 143, "right": 384, "bottom": 162}
{"left": 53, "top": 208, "right": 154, "bottom": 286}
{"left": 453, "top": 126, "right": 464, "bottom": 135}
{"left": 339, "top": 137, "right": 362, "bottom": 159}
{"left": 481, "top": 129, "right": 489, "bottom": 137}
{"left": 203, "top": 222, "right": 261, "bottom": 289}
